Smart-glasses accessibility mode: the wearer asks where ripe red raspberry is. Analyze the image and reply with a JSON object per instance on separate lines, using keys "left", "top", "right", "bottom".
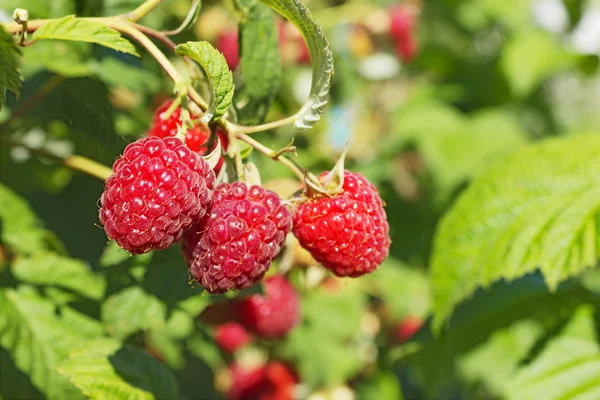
{"left": 396, "top": 35, "right": 418, "bottom": 63}
{"left": 215, "top": 322, "right": 252, "bottom": 353}
{"left": 147, "top": 101, "right": 228, "bottom": 172}
{"left": 99, "top": 136, "right": 215, "bottom": 254}
{"left": 217, "top": 29, "right": 240, "bottom": 70}
{"left": 396, "top": 315, "right": 422, "bottom": 342}
{"left": 388, "top": 6, "right": 415, "bottom": 40}
{"left": 181, "top": 183, "right": 292, "bottom": 294}
{"left": 293, "top": 171, "right": 390, "bottom": 277}
{"left": 237, "top": 275, "right": 300, "bottom": 339}
{"left": 227, "top": 362, "right": 297, "bottom": 400}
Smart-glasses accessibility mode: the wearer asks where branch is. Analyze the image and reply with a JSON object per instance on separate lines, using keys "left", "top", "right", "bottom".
{"left": 0, "top": 138, "right": 113, "bottom": 181}
{"left": 122, "top": 0, "right": 167, "bottom": 22}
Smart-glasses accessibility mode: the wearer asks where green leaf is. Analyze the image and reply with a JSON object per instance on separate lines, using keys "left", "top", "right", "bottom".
{"left": 239, "top": 2, "right": 282, "bottom": 123}
{"left": 501, "top": 30, "right": 574, "bottom": 96}
{"left": 280, "top": 287, "right": 366, "bottom": 387}
{"left": 0, "top": 183, "right": 48, "bottom": 254}
{"left": 0, "top": 286, "right": 99, "bottom": 399}
{"left": 393, "top": 104, "right": 528, "bottom": 204}
{"left": 175, "top": 41, "right": 234, "bottom": 122}
{"left": 59, "top": 339, "right": 179, "bottom": 400}
{"left": 431, "top": 134, "right": 600, "bottom": 330}
{"left": 0, "top": 26, "right": 22, "bottom": 108}
{"left": 458, "top": 319, "right": 545, "bottom": 396}
{"left": 21, "top": 41, "right": 96, "bottom": 78}
{"left": 361, "top": 258, "right": 430, "bottom": 319}
{"left": 12, "top": 253, "right": 106, "bottom": 300}
{"left": 32, "top": 15, "right": 139, "bottom": 56}
{"left": 506, "top": 305, "right": 600, "bottom": 400}
{"left": 357, "top": 371, "right": 403, "bottom": 400}
{"left": 102, "top": 286, "right": 166, "bottom": 340}
{"left": 258, "top": 0, "right": 334, "bottom": 132}
{"left": 95, "top": 57, "right": 160, "bottom": 92}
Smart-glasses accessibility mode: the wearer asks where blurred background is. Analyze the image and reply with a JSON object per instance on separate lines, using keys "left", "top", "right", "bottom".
{"left": 0, "top": 0, "right": 599, "bottom": 399}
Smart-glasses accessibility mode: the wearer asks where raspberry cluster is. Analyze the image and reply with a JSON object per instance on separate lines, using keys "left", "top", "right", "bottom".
{"left": 99, "top": 136, "right": 215, "bottom": 254}
{"left": 181, "top": 183, "right": 292, "bottom": 294}
{"left": 293, "top": 171, "right": 391, "bottom": 277}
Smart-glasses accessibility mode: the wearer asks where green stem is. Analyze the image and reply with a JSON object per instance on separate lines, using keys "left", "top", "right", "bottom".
{"left": 236, "top": 133, "right": 308, "bottom": 182}
{"left": 0, "top": 138, "right": 112, "bottom": 181}
{"left": 230, "top": 114, "right": 299, "bottom": 135}
{"left": 123, "top": 0, "right": 168, "bottom": 22}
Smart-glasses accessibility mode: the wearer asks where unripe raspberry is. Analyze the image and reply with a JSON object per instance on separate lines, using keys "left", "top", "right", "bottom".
{"left": 99, "top": 136, "right": 215, "bottom": 254}
{"left": 182, "top": 183, "right": 292, "bottom": 294}
{"left": 293, "top": 171, "right": 390, "bottom": 277}
{"left": 237, "top": 275, "right": 300, "bottom": 339}
{"left": 147, "top": 101, "right": 228, "bottom": 172}
{"left": 215, "top": 322, "right": 252, "bottom": 353}
{"left": 217, "top": 29, "right": 240, "bottom": 70}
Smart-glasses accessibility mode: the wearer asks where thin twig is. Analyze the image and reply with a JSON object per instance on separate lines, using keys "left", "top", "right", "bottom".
{"left": 0, "top": 138, "right": 112, "bottom": 181}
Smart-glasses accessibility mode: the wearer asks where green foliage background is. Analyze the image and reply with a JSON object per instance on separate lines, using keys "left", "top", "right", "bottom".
{"left": 0, "top": 0, "right": 599, "bottom": 399}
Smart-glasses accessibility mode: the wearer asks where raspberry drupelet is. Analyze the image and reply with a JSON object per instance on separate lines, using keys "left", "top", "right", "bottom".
{"left": 181, "top": 182, "right": 292, "bottom": 294}
{"left": 99, "top": 136, "right": 215, "bottom": 254}
{"left": 293, "top": 171, "right": 390, "bottom": 277}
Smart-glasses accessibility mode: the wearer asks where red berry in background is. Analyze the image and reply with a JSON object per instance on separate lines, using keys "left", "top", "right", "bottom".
{"left": 237, "top": 275, "right": 300, "bottom": 339}
{"left": 227, "top": 362, "right": 297, "bottom": 400}
{"left": 217, "top": 29, "right": 240, "bottom": 70}
{"left": 182, "top": 183, "right": 292, "bottom": 294}
{"left": 215, "top": 322, "right": 252, "bottom": 353}
{"left": 388, "top": 5, "right": 415, "bottom": 40}
{"left": 396, "top": 315, "right": 422, "bottom": 342}
{"left": 395, "top": 32, "right": 418, "bottom": 62}
{"left": 228, "top": 362, "right": 267, "bottom": 400}
{"left": 99, "top": 136, "right": 215, "bottom": 254}
{"left": 148, "top": 101, "right": 228, "bottom": 172}
{"left": 293, "top": 171, "right": 390, "bottom": 277}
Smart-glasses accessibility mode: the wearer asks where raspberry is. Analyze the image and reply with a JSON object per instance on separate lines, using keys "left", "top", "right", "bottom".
{"left": 217, "top": 29, "right": 240, "bottom": 70}
{"left": 182, "top": 183, "right": 292, "bottom": 294}
{"left": 388, "top": 6, "right": 414, "bottom": 40}
{"left": 237, "top": 275, "right": 300, "bottom": 339}
{"left": 228, "top": 362, "right": 297, "bottom": 400}
{"left": 147, "top": 101, "right": 228, "bottom": 172}
{"left": 395, "top": 34, "right": 418, "bottom": 63}
{"left": 228, "top": 363, "right": 266, "bottom": 400}
{"left": 396, "top": 315, "right": 422, "bottom": 342}
{"left": 293, "top": 171, "right": 390, "bottom": 277}
{"left": 215, "top": 322, "right": 252, "bottom": 353}
{"left": 99, "top": 136, "right": 215, "bottom": 254}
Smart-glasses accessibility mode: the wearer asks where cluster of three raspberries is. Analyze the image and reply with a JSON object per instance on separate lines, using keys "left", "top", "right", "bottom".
{"left": 99, "top": 102, "right": 391, "bottom": 294}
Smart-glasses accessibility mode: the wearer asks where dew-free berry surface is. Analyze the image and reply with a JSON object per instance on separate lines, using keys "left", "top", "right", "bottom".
{"left": 237, "top": 275, "right": 300, "bottom": 339}
{"left": 214, "top": 322, "right": 252, "bottom": 353}
{"left": 182, "top": 183, "right": 292, "bottom": 294}
{"left": 147, "top": 101, "right": 228, "bottom": 172}
{"left": 99, "top": 136, "right": 215, "bottom": 254}
{"left": 293, "top": 171, "right": 391, "bottom": 277}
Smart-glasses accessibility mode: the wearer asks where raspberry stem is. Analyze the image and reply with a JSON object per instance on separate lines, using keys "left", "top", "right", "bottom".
{"left": 121, "top": 0, "right": 168, "bottom": 22}
{"left": 0, "top": 137, "right": 112, "bottom": 180}
{"left": 236, "top": 133, "right": 316, "bottom": 184}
